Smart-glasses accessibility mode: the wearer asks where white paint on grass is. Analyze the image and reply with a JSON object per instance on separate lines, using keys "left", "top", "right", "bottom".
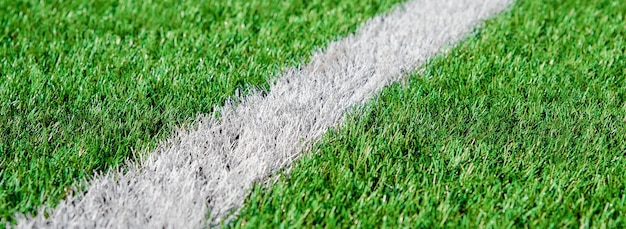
{"left": 17, "top": 0, "right": 511, "bottom": 227}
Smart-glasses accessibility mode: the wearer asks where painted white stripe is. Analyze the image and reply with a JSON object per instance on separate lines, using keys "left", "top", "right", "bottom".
{"left": 16, "top": 0, "right": 511, "bottom": 228}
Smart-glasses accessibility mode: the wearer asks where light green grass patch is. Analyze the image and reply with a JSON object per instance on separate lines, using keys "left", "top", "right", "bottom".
{"left": 0, "top": 0, "right": 405, "bottom": 223}
{"left": 234, "top": 0, "right": 626, "bottom": 227}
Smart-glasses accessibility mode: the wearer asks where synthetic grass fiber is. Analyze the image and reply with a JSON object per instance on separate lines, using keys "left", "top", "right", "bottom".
{"left": 233, "top": 0, "right": 626, "bottom": 227}
{"left": 0, "top": 0, "right": 405, "bottom": 224}
{"left": 13, "top": 0, "right": 510, "bottom": 227}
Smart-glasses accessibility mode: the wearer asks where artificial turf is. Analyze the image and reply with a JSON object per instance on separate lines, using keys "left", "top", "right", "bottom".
{"left": 0, "top": 0, "right": 405, "bottom": 223}
{"left": 233, "top": 0, "right": 626, "bottom": 227}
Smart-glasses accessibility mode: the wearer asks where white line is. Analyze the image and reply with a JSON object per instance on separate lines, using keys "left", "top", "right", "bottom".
{"left": 16, "top": 0, "right": 511, "bottom": 228}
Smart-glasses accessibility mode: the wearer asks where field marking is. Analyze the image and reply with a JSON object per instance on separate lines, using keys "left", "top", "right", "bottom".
{"left": 16, "top": 0, "right": 511, "bottom": 227}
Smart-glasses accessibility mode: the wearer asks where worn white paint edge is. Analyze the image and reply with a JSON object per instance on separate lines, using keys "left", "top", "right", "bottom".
{"left": 16, "top": 0, "right": 512, "bottom": 228}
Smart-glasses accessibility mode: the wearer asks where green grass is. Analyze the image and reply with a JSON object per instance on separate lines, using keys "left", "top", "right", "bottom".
{"left": 233, "top": 0, "right": 626, "bottom": 227}
{"left": 0, "top": 0, "right": 405, "bottom": 223}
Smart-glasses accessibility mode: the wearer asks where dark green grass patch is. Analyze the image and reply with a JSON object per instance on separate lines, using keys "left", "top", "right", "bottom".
{"left": 0, "top": 0, "right": 405, "bottom": 223}
{"left": 234, "top": 0, "right": 626, "bottom": 227}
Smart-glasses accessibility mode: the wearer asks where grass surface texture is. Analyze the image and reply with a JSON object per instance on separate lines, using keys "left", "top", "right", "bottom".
{"left": 0, "top": 0, "right": 403, "bottom": 223}
{"left": 233, "top": 0, "right": 626, "bottom": 227}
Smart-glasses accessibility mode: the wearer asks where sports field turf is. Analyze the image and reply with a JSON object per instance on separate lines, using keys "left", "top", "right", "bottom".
{"left": 0, "top": 0, "right": 404, "bottom": 223}
{"left": 2, "top": 0, "right": 626, "bottom": 227}
{"left": 233, "top": 0, "right": 626, "bottom": 227}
